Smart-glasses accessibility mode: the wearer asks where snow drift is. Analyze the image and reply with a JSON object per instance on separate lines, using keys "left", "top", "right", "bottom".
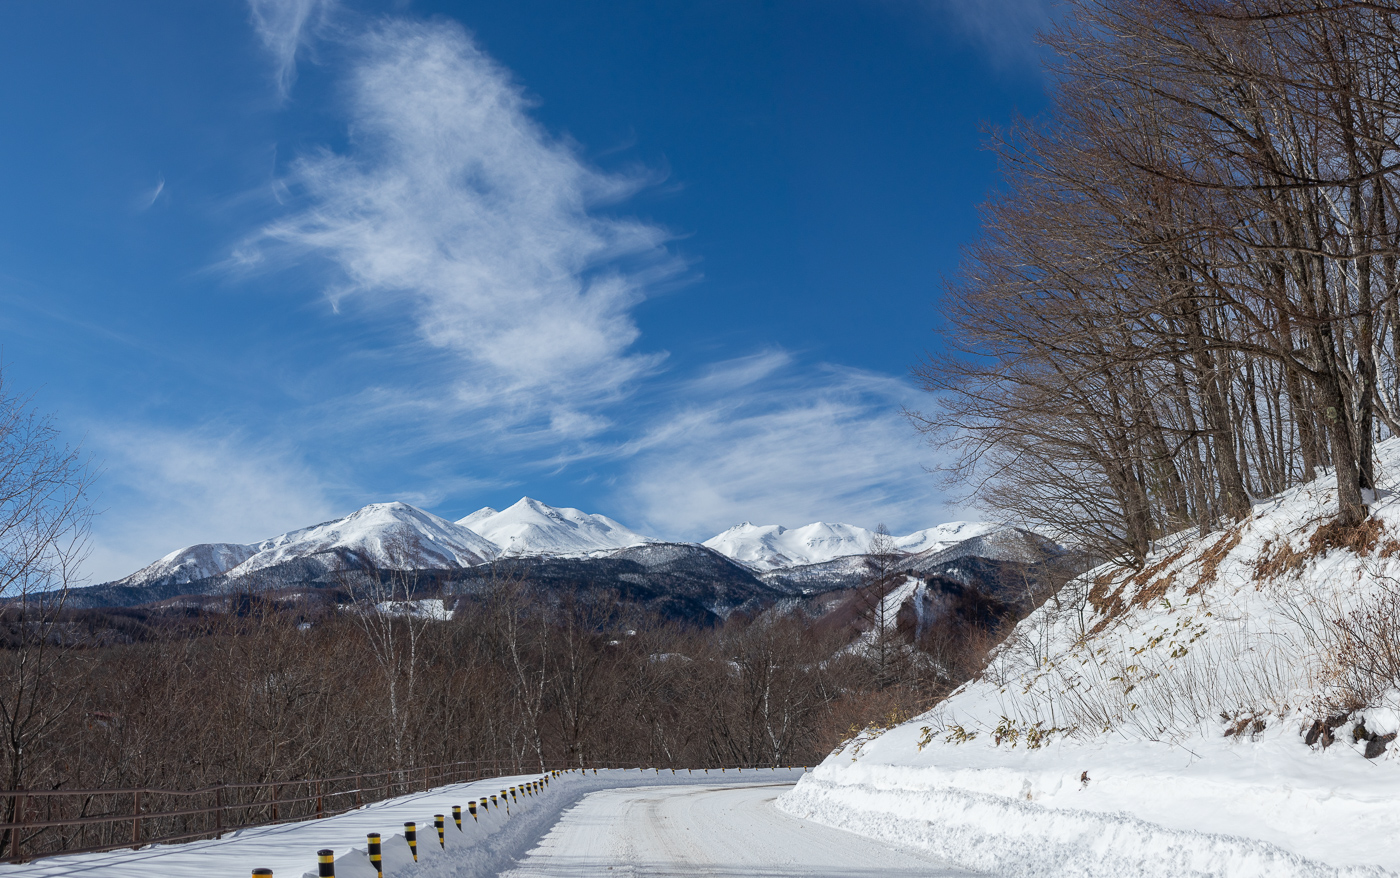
{"left": 780, "top": 436, "right": 1400, "bottom": 877}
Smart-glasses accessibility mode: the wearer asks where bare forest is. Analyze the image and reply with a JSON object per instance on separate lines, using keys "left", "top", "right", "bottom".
{"left": 917, "top": 0, "right": 1400, "bottom": 566}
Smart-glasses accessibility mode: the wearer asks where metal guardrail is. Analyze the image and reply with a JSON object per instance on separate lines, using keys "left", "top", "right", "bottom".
{"left": 0, "top": 759, "right": 503, "bottom": 863}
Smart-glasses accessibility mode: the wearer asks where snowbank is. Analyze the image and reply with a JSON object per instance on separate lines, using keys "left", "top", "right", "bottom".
{"left": 780, "top": 438, "right": 1400, "bottom": 877}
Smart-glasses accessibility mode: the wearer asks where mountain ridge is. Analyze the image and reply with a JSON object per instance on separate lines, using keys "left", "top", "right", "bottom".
{"left": 101, "top": 498, "right": 1004, "bottom": 593}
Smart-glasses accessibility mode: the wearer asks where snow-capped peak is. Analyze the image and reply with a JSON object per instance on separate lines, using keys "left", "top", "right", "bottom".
{"left": 228, "top": 501, "right": 499, "bottom": 577}
{"left": 703, "top": 520, "right": 998, "bottom": 571}
{"left": 456, "top": 497, "right": 654, "bottom": 556}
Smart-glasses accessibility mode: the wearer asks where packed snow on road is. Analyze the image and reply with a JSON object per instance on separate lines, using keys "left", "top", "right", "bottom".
{"left": 0, "top": 768, "right": 973, "bottom": 878}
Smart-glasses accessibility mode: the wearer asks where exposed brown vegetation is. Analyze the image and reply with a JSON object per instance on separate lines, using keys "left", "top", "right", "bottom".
{"left": 1193, "top": 531, "right": 1242, "bottom": 593}
{"left": 1308, "top": 517, "right": 1384, "bottom": 558}
{"left": 1131, "top": 571, "right": 1176, "bottom": 610}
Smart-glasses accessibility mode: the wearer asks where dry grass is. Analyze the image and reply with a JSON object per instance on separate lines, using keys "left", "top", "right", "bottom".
{"left": 1086, "top": 572, "right": 1128, "bottom": 636}
{"left": 1308, "top": 516, "right": 1383, "bottom": 557}
{"left": 1253, "top": 518, "right": 1382, "bottom": 585}
{"left": 1194, "top": 529, "right": 1241, "bottom": 592}
{"left": 1131, "top": 571, "right": 1176, "bottom": 609}
{"left": 1252, "top": 537, "right": 1308, "bottom": 582}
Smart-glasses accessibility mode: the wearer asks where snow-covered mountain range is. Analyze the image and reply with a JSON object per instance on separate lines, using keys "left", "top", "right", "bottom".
{"left": 701, "top": 521, "right": 996, "bottom": 572}
{"left": 109, "top": 498, "right": 997, "bottom": 588}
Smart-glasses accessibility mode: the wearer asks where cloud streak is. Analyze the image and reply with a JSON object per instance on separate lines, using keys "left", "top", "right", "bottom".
{"left": 614, "top": 352, "right": 962, "bottom": 539}
{"left": 933, "top": 0, "right": 1061, "bottom": 68}
{"left": 243, "top": 19, "right": 680, "bottom": 443}
{"left": 247, "top": 0, "right": 336, "bottom": 99}
{"left": 84, "top": 426, "right": 339, "bottom": 582}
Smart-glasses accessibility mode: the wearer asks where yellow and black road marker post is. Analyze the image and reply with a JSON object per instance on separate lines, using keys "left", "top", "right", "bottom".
{"left": 452, "top": 805, "right": 462, "bottom": 830}
{"left": 509, "top": 786, "right": 517, "bottom": 803}
{"left": 489, "top": 794, "right": 498, "bottom": 808}
{"left": 404, "top": 822, "right": 418, "bottom": 862}
{"left": 367, "top": 833, "right": 382, "bottom": 878}
{"left": 434, "top": 815, "right": 445, "bottom": 849}
{"left": 468, "top": 800, "right": 478, "bottom": 821}
{"left": 253, "top": 869, "right": 273, "bottom": 878}
{"left": 317, "top": 849, "right": 335, "bottom": 878}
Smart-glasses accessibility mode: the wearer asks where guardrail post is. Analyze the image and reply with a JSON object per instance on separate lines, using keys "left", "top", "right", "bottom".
{"left": 271, "top": 784, "right": 279, "bottom": 822}
{"left": 12, "top": 790, "right": 27, "bottom": 863}
{"left": 215, "top": 785, "right": 224, "bottom": 839}
{"left": 316, "top": 781, "right": 324, "bottom": 819}
{"left": 131, "top": 790, "right": 141, "bottom": 850}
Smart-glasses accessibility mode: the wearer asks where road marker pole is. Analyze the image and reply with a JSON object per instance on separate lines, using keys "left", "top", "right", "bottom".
{"left": 317, "top": 849, "right": 335, "bottom": 878}
{"left": 367, "top": 833, "right": 382, "bottom": 877}
{"left": 404, "top": 822, "right": 418, "bottom": 862}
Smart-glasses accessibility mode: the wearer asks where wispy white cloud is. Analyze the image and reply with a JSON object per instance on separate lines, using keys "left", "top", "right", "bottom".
{"left": 240, "top": 19, "right": 680, "bottom": 443}
{"left": 83, "top": 426, "right": 340, "bottom": 582}
{"left": 247, "top": 0, "right": 336, "bottom": 99}
{"left": 613, "top": 352, "right": 964, "bottom": 539}
{"left": 143, "top": 174, "right": 165, "bottom": 209}
{"left": 933, "top": 0, "right": 1061, "bottom": 68}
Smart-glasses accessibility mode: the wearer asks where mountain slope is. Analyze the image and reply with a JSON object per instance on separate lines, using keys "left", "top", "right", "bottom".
{"left": 230, "top": 501, "right": 498, "bottom": 576}
{"left": 111, "top": 543, "right": 257, "bottom": 589}
{"left": 704, "top": 520, "right": 997, "bottom": 571}
{"left": 458, "top": 498, "right": 653, "bottom": 556}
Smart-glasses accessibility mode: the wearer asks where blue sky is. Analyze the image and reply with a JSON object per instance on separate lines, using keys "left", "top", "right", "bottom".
{"left": 0, "top": 0, "right": 1051, "bottom": 581}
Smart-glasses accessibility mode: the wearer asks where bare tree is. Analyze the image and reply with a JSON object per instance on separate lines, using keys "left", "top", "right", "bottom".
{"left": 0, "top": 376, "right": 94, "bottom": 859}
{"left": 853, "top": 525, "right": 904, "bottom": 686}
{"left": 332, "top": 534, "right": 434, "bottom": 771}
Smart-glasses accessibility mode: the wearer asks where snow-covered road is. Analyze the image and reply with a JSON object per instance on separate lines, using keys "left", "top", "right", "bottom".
{"left": 502, "top": 781, "right": 975, "bottom": 877}
{"left": 0, "top": 770, "right": 977, "bottom": 878}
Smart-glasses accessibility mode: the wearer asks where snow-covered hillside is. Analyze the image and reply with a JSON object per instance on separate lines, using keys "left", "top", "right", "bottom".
{"left": 230, "top": 502, "right": 500, "bottom": 575}
{"left": 704, "top": 520, "right": 995, "bottom": 571}
{"left": 781, "top": 438, "right": 1400, "bottom": 877}
{"left": 458, "top": 497, "right": 653, "bottom": 556}
{"left": 112, "top": 543, "right": 257, "bottom": 588}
